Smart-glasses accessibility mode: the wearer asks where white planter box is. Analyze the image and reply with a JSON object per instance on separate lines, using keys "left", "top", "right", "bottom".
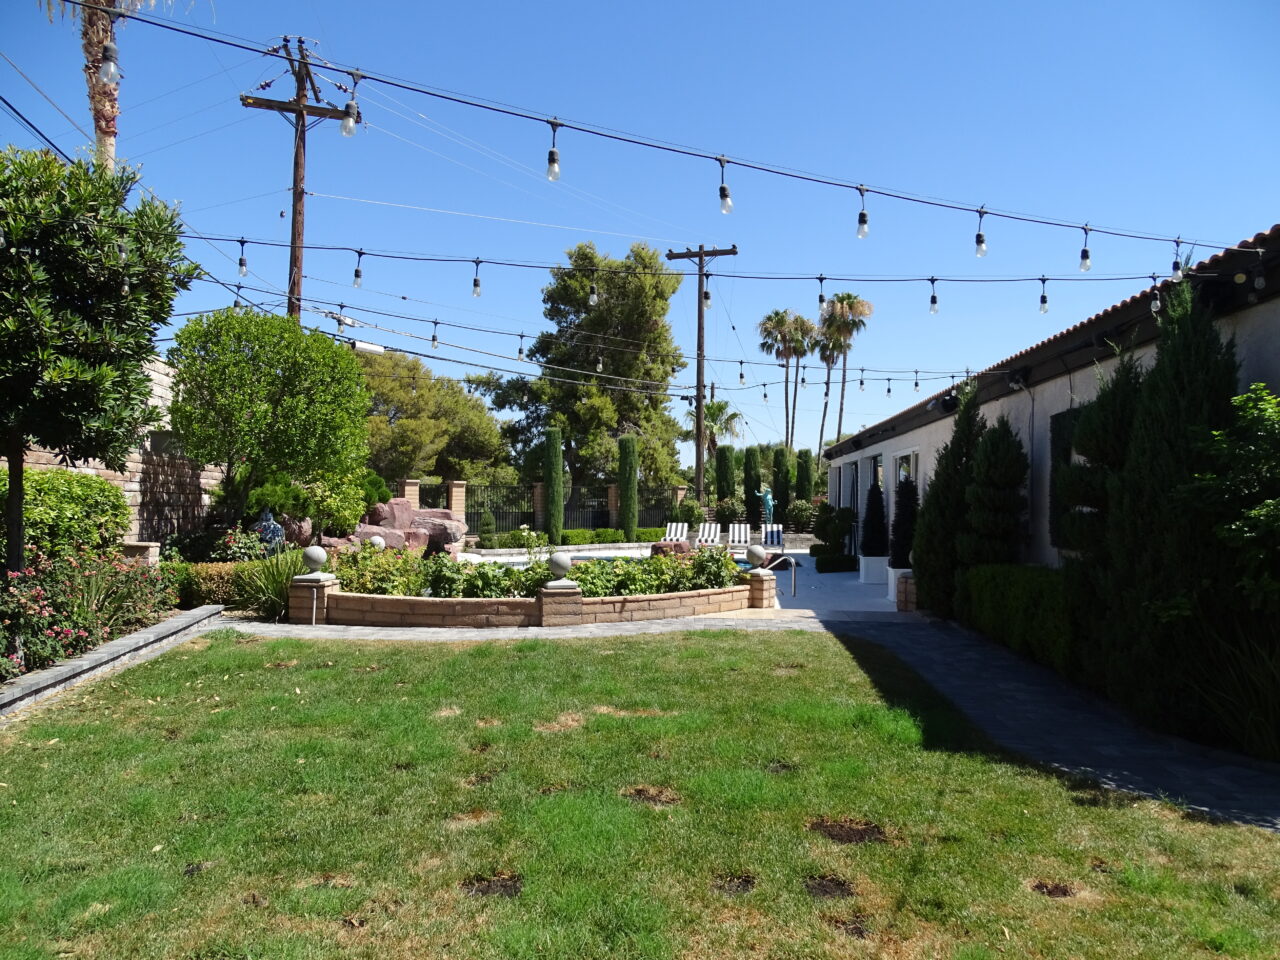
{"left": 887, "top": 566, "right": 910, "bottom": 601}
{"left": 859, "top": 555, "right": 888, "bottom": 584}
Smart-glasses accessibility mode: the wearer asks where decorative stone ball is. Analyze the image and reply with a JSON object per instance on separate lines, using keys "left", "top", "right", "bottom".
{"left": 368, "top": 535, "right": 386, "bottom": 551}
{"left": 548, "top": 551, "right": 572, "bottom": 578}
{"left": 302, "top": 545, "right": 328, "bottom": 572}
{"left": 746, "top": 544, "right": 768, "bottom": 568}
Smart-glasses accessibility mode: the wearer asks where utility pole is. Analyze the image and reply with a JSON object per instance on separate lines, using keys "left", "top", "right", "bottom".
{"left": 665, "top": 244, "right": 737, "bottom": 502}
{"left": 240, "top": 38, "right": 356, "bottom": 317}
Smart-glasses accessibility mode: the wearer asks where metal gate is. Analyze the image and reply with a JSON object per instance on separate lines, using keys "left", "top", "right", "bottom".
{"left": 418, "top": 483, "right": 447, "bottom": 510}
{"left": 564, "top": 486, "right": 609, "bottom": 530}
{"left": 466, "top": 485, "right": 534, "bottom": 534}
{"left": 638, "top": 487, "right": 671, "bottom": 528}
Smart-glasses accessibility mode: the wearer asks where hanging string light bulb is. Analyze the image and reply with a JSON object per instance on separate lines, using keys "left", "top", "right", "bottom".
{"left": 353, "top": 249, "right": 364, "bottom": 288}
{"left": 1079, "top": 225, "right": 1092, "bottom": 272}
{"left": 596, "top": 356, "right": 603, "bottom": 373}
{"left": 928, "top": 277, "right": 939, "bottom": 315}
{"left": 1171, "top": 239, "right": 1184, "bottom": 282}
{"left": 974, "top": 207, "right": 988, "bottom": 257}
{"left": 472, "top": 258, "right": 482, "bottom": 297}
{"left": 801, "top": 365, "right": 807, "bottom": 388}
{"left": 856, "top": 185, "right": 869, "bottom": 239}
{"left": 914, "top": 371, "right": 920, "bottom": 392}
{"left": 431, "top": 320, "right": 439, "bottom": 350}
{"left": 546, "top": 119, "right": 562, "bottom": 181}
{"left": 234, "top": 285, "right": 243, "bottom": 309}
{"left": 859, "top": 368, "right": 865, "bottom": 391}
{"left": 588, "top": 281, "right": 599, "bottom": 306}
{"left": 237, "top": 237, "right": 248, "bottom": 277}
{"left": 1039, "top": 276, "right": 1050, "bottom": 314}
{"left": 1254, "top": 253, "right": 1267, "bottom": 291}
{"left": 702, "top": 288, "right": 712, "bottom": 312}
{"left": 738, "top": 360, "right": 745, "bottom": 386}
{"left": 97, "top": 40, "right": 122, "bottom": 85}
{"left": 517, "top": 334, "right": 526, "bottom": 361}
{"left": 762, "top": 385, "right": 768, "bottom": 404}
{"left": 1150, "top": 275, "right": 1162, "bottom": 315}
{"left": 816, "top": 274, "right": 827, "bottom": 317}
{"left": 886, "top": 379, "right": 892, "bottom": 397}
{"left": 717, "top": 156, "right": 733, "bottom": 214}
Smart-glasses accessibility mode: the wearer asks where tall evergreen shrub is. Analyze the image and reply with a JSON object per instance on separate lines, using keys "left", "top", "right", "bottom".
{"left": 772, "top": 447, "right": 792, "bottom": 525}
{"left": 617, "top": 434, "right": 638, "bottom": 542}
{"left": 715, "top": 445, "right": 736, "bottom": 502}
{"left": 543, "top": 427, "right": 564, "bottom": 546}
{"left": 889, "top": 476, "right": 918, "bottom": 568}
{"left": 795, "top": 449, "right": 814, "bottom": 502}
{"left": 958, "top": 416, "right": 1028, "bottom": 567}
{"left": 743, "top": 447, "right": 762, "bottom": 527}
{"left": 859, "top": 482, "right": 888, "bottom": 556}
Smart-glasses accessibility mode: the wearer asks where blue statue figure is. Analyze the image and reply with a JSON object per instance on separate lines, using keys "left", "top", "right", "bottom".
{"left": 251, "top": 508, "right": 285, "bottom": 555}
{"left": 761, "top": 485, "right": 774, "bottom": 525}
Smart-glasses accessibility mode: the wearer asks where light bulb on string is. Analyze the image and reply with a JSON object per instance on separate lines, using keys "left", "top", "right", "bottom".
{"left": 717, "top": 156, "right": 733, "bottom": 214}
{"left": 702, "top": 288, "right": 711, "bottom": 312}
{"left": 1149, "top": 275, "right": 1161, "bottom": 315}
{"left": 859, "top": 368, "right": 865, "bottom": 392}
{"left": 886, "top": 379, "right": 892, "bottom": 397}
{"left": 596, "top": 356, "right": 603, "bottom": 373}
{"left": 914, "top": 371, "right": 920, "bottom": 392}
{"left": 588, "top": 282, "right": 599, "bottom": 306}
{"left": 974, "top": 207, "right": 988, "bottom": 257}
{"left": 1254, "top": 259, "right": 1267, "bottom": 291}
{"left": 1171, "top": 239, "right": 1184, "bottom": 283}
{"left": 97, "top": 41, "right": 121, "bottom": 85}
{"left": 340, "top": 99, "right": 359, "bottom": 138}
{"left": 353, "top": 249, "right": 364, "bottom": 288}
{"left": 738, "top": 361, "right": 745, "bottom": 386}
{"left": 801, "top": 365, "right": 807, "bottom": 388}
{"left": 856, "top": 185, "right": 869, "bottom": 239}
{"left": 546, "top": 119, "right": 561, "bottom": 181}
{"left": 472, "top": 258, "right": 482, "bottom": 297}
{"left": 517, "top": 334, "right": 525, "bottom": 361}
{"left": 816, "top": 274, "right": 826, "bottom": 317}
{"left": 431, "top": 321, "right": 439, "bottom": 350}
{"left": 762, "top": 385, "right": 768, "bottom": 404}
{"left": 928, "top": 277, "right": 939, "bottom": 315}
{"left": 1079, "top": 225, "right": 1092, "bottom": 272}
{"left": 237, "top": 237, "right": 248, "bottom": 277}
{"left": 1039, "top": 277, "right": 1050, "bottom": 314}
{"left": 234, "top": 285, "right": 243, "bottom": 309}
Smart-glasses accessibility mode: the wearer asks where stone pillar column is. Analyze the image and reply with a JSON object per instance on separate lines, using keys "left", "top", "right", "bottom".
{"left": 289, "top": 573, "right": 339, "bottom": 625}
{"left": 673, "top": 485, "right": 688, "bottom": 507}
{"left": 607, "top": 483, "right": 620, "bottom": 529}
{"left": 447, "top": 480, "right": 467, "bottom": 519}
{"left": 747, "top": 568, "right": 776, "bottom": 609}
{"left": 539, "top": 584, "right": 583, "bottom": 626}
{"left": 398, "top": 479, "right": 420, "bottom": 504}
{"left": 532, "top": 482, "right": 546, "bottom": 531}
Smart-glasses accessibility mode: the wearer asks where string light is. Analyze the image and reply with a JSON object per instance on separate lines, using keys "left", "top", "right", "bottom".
{"left": 1039, "top": 276, "right": 1049, "bottom": 314}
{"left": 431, "top": 320, "right": 439, "bottom": 349}
{"left": 717, "top": 156, "right": 733, "bottom": 215}
{"left": 340, "top": 99, "right": 359, "bottom": 138}
{"left": 517, "top": 334, "right": 525, "bottom": 361}
{"left": 472, "top": 258, "right": 482, "bottom": 297}
{"left": 859, "top": 368, "right": 865, "bottom": 391}
{"left": 1149, "top": 274, "right": 1161, "bottom": 315}
{"left": 914, "top": 371, "right": 919, "bottom": 392}
{"left": 928, "top": 277, "right": 939, "bottom": 315}
{"left": 1079, "top": 225, "right": 1092, "bottom": 272}
{"left": 596, "top": 355, "right": 603, "bottom": 373}
{"left": 816, "top": 274, "right": 826, "bottom": 317}
{"left": 234, "top": 284, "right": 243, "bottom": 308}
{"left": 0, "top": 225, "right": 5, "bottom": 249}
{"left": 237, "top": 237, "right": 248, "bottom": 277}
{"left": 886, "top": 379, "right": 892, "bottom": 397}
{"left": 738, "top": 360, "right": 745, "bottom": 386}
{"left": 974, "top": 207, "right": 988, "bottom": 258}
{"left": 1171, "top": 239, "right": 1184, "bottom": 283}
{"left": 762, "top": 385, "right": 768, "bottom": 403}
{"left": 588, "top": 281, "right": 599, "bottom": 306}
{"left": 546, "top": 119, "right": 561, "bottom": 181}
{"left": 353, "top": 249, "right": 364, "bottom": 288}
{"left": 801, "top": 365, "right": 807, "bottom": 388}
{"left": 97, "top": 40, "right": 121, "bottom": 85}
{"left": 701, "top": 288, "right": 711, "bottom": 312}
{"left": 856, "top": 185, "right": 869, "bottom": 239}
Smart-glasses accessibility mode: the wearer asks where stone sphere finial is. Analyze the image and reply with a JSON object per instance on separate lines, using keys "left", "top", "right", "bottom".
{"left": 368, "top": 535, "right": 386, "bottom": 551}
{"left": 746, "top": 544, "right": 767, "bottom": 568}
{"left": 302, "top": 545, "right": 328, "bottom": 572}
{"left": 548, "top": 551, "right": 572, "bottom": 578}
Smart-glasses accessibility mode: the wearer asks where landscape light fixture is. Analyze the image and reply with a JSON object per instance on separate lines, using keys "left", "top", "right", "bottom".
{"left": 97, "top": 41, "right": 121, "bottom": 85}
{"left": 974, "top": 207, "right": 988, "bottom": 258}
{"left": 928, "top": 277, "right": 939, "bottom": 315}
{"left": 856, "top": 185, "right": 869, "bottom": 239}
{"left": 472, "top": 258, "right": 482, "bottom": 297}
{"left": 1149, "top": 275, "right": 1161, "bottom": 315}
{"left": 1171, "top": 239, "right": 1184, "bottom": 283}
{"left": 546, "top": 120, "right": 561, "bottom": 181}
{"left": 237, "top": 237, "right": 248, "bottom": 277}
{"left": 340, "top": 99, "right": 359, "bottom": 138}
{"left": 717, "top": 156, "right": 733, "bottom": 214}
{"left": 1039, "top": 277, "right": 1050, "bottom": 314}
{"left": 352, "top": 250, "right": 364, "bottom": 288}
{"left": 1079, "top": 226, "right": 1092, "bottom": 272}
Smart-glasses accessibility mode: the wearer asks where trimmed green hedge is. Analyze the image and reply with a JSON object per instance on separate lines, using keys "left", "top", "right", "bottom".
{"left": 958, "top": 564, "right": 1072, "bottom": 674}
{"left": 0, "top": 469, "right": 129, "bottom": 559}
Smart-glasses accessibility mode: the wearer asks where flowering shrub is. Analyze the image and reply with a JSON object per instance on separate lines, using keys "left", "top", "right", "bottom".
{"left": 1, "top": 547, "right": 176, "bottom": 677}
{"left": 0, "top": 469, "right": 129, "bottom": 560}
{"left": 333, "top": 543, "right": 427, "bottom": 597}
{"left": 208, "top": 527, "right": 267, "bottom": 563}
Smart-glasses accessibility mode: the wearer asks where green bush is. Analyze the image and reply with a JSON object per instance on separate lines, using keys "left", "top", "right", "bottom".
{"left": 889, "top": 476, "right": 919, "bottom": 568}
{"left": 618, "top": 435, "right": 638, "bottom": 542}
{"left": 786, "top": 499, "right": 815, "bottom": 532}
{"left": 859, "top": 483, "right": 888, "bottom": 557}
{"left": 593, "top": 528, "right": 623, "bottom": 543}
{"left": 813, "top": 503, "right": 856, "bottom": 553}
{"left": 636, "top": 527, "right": 665, "bottom": 543}
{"left": 478, "top": 509, "right": 497, "bottom": 540}
{"left": 207, "top": 527, "right": 268, "bottom": 562}
{"left": 333, "top": 543, "right": 426, "bottom": 596}
{"left": 815, "top": 554, "right": 859, "bottom": 574}
{"left": 560, "top": 529, "right": 593, "bottom": 546}
{"left": 544, "top": 428, "right": 564, "bottom": 546}
{"left": 715, "top": 445, "right": 736, "bottom": 502}
{"left": 231, "top": 549, "right": 307, "bottom": 621}
{"left": 181, "top": 562, "right": 240, "bottom": 607}
{"left": 959, "top": 564, "right": 1072, "bottom": 673}
{"left": 361, "top": 470, "right": 392, "bottom": 509}
{"left": 497, "top": 528, "right": 548, "bottom": 549}
{"left": 743, "top": 447, "right": 762, "bottom": 525}
{"left": 0, "top": 469, "right": 129, "bottom": 560}
{"left": 675, "top": 498, "right": 706, "bottom": 526}
{"left": 714, "top": 496, "right": 744, "bottom": 525}
{"left": 772, "top": 447, "right": 792, "bottom": 524}
{"left": 809, "top": 543, "right": 841, "bottom": 557}
{"left": 795, "top": 449, "right": 815, "bottom": 502}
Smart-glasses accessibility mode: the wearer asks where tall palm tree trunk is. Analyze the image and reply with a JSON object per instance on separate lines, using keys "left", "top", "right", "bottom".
{"left": 80, "top": 1, "right": 121, "bottom": 171}
{"left": 818, "top": 363, "right": 833, "bottom": 452}
{"left": 837, "top": 353, "right": 849, "bottom": 441}
{"left": 789, "top": 354, "right": 801, "bottom": 449}
{"left": 780, "top": 359, "right": 790, "bottom": 448}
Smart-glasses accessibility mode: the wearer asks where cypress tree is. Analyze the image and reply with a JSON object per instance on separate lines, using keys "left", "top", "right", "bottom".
{"left": 958, "top": 416, "right": 1029, "bottom": 567}
{"left": 859, "top": 482, "right": 888, "bottom": 556}
{"left": 544, "top": 427, "right": 564, "bottom": 546}
{"left": 889, "top": 476, "right": 918, "bottom": 568}
{"left": 715, "top": 445, "right": 736, "bottom": 502}
{"left": 795, "top": 449, "right": 814, "bottom": 502}
{"left": 618, "top": 434, "right": 638, "bottom": 542}
{"left": 912, "top": 386, "right": 986, "bottom": 617}
{"left": 772, "top": 446, "right": 792, "bottom": 524}
{"left": 743, "top": 447, "right": 762, "bottom": 526}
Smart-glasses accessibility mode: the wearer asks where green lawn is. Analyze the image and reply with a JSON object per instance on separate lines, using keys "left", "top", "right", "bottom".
{"left": 1, "top": 627, "right": 1277, "bottom": 959}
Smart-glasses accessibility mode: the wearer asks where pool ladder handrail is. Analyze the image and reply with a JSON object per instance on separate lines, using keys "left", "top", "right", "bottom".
{"left": 762, "top": 553, "right": 797, "bottom": 597}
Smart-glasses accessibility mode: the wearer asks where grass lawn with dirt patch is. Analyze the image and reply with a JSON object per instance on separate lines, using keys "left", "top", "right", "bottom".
{"left": 1, "top": 627, "right": 1277, "bottom": 959}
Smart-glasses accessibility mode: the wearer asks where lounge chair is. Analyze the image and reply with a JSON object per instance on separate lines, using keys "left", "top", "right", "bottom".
{"left": 727, "top": 523, "right": 751, "bottom": 556}
{"left": 663, "top": 522, "right": 688, "bottom": 543}
{"left": 762, "top": 523, "right": 785, "bottom": 552}
{"left": 694, "top": 522, "right": 721, "bottom": 546}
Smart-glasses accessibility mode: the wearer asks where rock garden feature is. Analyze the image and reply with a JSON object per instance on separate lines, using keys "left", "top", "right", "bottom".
{"left": 322, "top": 497, "right": 468, "bottom": 558}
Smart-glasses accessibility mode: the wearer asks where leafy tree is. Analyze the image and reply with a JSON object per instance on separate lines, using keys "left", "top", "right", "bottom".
{"left": 682, "top": 397, "right": 742, "bottom": 461}
{"left": 860, "top": 482, "right": 888, "bottom": 557}
{"left": 795, "top": 449, "right": 814, "bottom": 502}
{"left": 912, "top": 386, "right": 986, "bottom": 617}
{"left": 743, "top": 446, "right": 762, "bottom": 527}
{"left": 772, "top": 446, "right": 792, "bottom": 526}
{"left": 618, "top": 434, "right": 638, "bottom": 541}
{"left": 360, "top": 351, "right": 509, "bottom": 483}
{"left": 0, "top": 148, "right": 194, "bottom": 579}
{"left": 485, "top": 243, "right": 684, "bottom": 487}
{"left": 958, "top": 416, "right": 1028, "bottom": 567}
{"left": 826, "top": 292, "right": 873, "bottom": 440}
{"left": 889, "top": 476, "right": 918, "bottom": 568}
{"left": 168, "top": 308, "right": 369, "bottom": 522}
{"left": 715, "top": 445, "right": 736, "bottom": 502}
{"left": 544, "top": 427, "right": 564, "bottom": 546}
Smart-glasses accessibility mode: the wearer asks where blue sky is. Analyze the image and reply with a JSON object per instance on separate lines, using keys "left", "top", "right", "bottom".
{"left": 4, "top": 0, "right": 1277, "bottom": 463}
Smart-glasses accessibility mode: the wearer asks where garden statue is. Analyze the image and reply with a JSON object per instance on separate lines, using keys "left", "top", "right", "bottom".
{"left": 251, "top": 508, "right": 285, "bottom": 555}
{"left": 760, "top": 485, "right": 774, "bottom": 524}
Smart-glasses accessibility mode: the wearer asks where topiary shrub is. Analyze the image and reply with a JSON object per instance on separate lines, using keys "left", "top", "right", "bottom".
{"left": 958, "top": 416, "right": 1028, "bottom": 568}
{"left": 772, "top": 447, "right": 792, "bottom": 525}
{"left": 0, "top": 469, "right": 129, "bottom": 560}
{"left": 714, "top": 496, "right": 744, "bottom": 525}
{"left": 183, "top": 562, "right": 240, "bottom": 606}
{"left": 361, "top": 470, "right": 393, "bottom": 509}
{"left": 476, "top": 509, "right": 497, "bottom": 548}
{"left": 675, "top": 498, "right": 706, "bottom": 526}
{"left": 743, "top": 447, "right": 762, "bottom": 526}
{"left": 544, "top": 428, "right": 564, "bottom": 546}
{"left": 715, "top": 445, "right": 736, "bottom": 502}
{"left": 815, "top": 554, "right": 859, "bottom": 573}
{"left": 859, "top": 482, "right": 888, "bottom": 557}
{"left": 636, "top": 527, "right": 665, "bottom": 542}
{"left": 889, "top": 476, "right": 918, "bottom": 568}
{"left": 560, "top": 529, "right": 593, "bottom": 546}
{"left": 618, "top": 435, "right": 639, "bottom": 542}
{"left": 786, "top": 499, "right": 815, "bottom": 533}
{"left": 795, "top": 449, "right": 814, "bottom": 502}
{"left": 813, "top": 502, "right": 856, "bottom": 554}
{"left": 960, "top": 564, "right": 1071, "bottom": 674}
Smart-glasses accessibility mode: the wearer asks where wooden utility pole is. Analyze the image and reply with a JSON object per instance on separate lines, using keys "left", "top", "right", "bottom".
{"left": 665, "top": 244, "right": 737, "bottom": 502}
{"left": 240, "top": 38, "right": 354, "bottom": 317}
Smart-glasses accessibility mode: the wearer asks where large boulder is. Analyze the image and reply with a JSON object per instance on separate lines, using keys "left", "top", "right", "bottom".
{"left": 354, "top": 524, "right": 405, "bottom": 549}
{"left": 281, "top": 514, "right": 313, "bottom": 546}
{"left": 343, "top": 498, "right": 467, "bottom": 559}
{"left": 365, "top": 501, "right": 393, "bottom": 527}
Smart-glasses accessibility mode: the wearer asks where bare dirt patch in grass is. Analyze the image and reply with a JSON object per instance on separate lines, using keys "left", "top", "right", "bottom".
{"left": 242, "top": 891, "right": 269, "bottom": 908}
{"left": 266, "top": 659, "right": 298, "bottom": 669}
{"left": 433, "top": 706, "right": 461, "bottom": 718}
{"left": 591, "top": 704, "right": 674, "bottom": 717}
{"left": 446, "top": 809, "right": 498, "bottom": 830}
{"left": 771, "top": 662, "right": 806, "bottom": 676}
{"left": 469, "top": 742, "right": 492, "bottom": 754}
{"left": 463, "top": 770, "right": 499, "bottom": 787}
{"left": 183, "top": 860, "right": 215, "bottom": 877}
{"left": 765, "top": 760, "right": 796, "bottom": 774}
{"left": 460, "top": 871, "right": 521, "bottom": 897}
{"left": 475, "top": 717, "right": 502, "bottom": 728}
{"left": 534, "top": 712, "right": 584, "bottom": 732}
{"left": 825, "top": 913, "right": 870, "bottom": 938}
{"left": 303, "top": 872, "right": 353, "bottom": 889}
{"left": 805, "top": 874, "right": 856, "bottom": 899}
{"left": 1031, "top": 880, "right": 1076, "bottom": 898}
{"left": 807, "top": 817, "right": 888, "bottom": 844}
{"left": 712, "top": 873, "right": 756, "bottom": 896}
{"left": 621, "top": 784, "right": 682, "bottom": 807}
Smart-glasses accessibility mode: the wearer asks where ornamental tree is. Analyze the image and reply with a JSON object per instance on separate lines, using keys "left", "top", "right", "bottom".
{"left": 0, "top": 148, "right": 195, "bottom": 580}
{"left": 168, "top": 308, "right": 369, "bottom": 522}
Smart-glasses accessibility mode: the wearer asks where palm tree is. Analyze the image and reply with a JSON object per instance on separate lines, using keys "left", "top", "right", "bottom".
{"left": 815, "top": 325, "right": 842, "bottom": 452}
{"left": 787, "top": 314, "right": 816, "bottom": 449}
{"left": 757, "top": 309, "right": 795, "bottom": 447}
{"left": 683, "top": 398, "right": 742, "bottom": 459}
{"left": 826, "top": 292, "right": 874, "bottom": 441}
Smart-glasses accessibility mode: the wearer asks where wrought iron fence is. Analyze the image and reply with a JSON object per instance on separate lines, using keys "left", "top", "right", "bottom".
{"left": 638, "top": 487, "right": 672, "bottom": 528}
{"left": 466, "top": 485, "right": 534, "bottom": 534}
{"left": 564, "top": 485, "right": 609, "bottom": 530}
{"left": 418, "top": 483, "right": 447, "bottom": 510}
